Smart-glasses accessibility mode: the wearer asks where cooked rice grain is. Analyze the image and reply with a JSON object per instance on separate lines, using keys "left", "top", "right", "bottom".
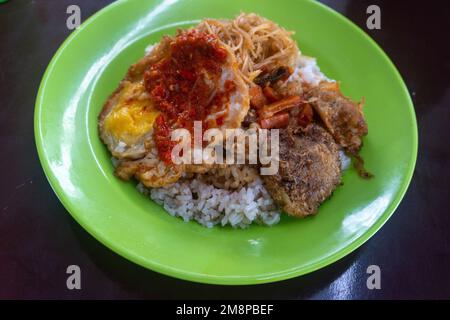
{"left": 138, "top": 177, "right": 280, "bottom": 228}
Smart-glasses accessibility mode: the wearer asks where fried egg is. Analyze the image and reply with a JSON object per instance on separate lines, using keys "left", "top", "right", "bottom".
{"left": 98, "top": 38, "right": 172, "bottom": 160}
{"left": 99, "top": 31, "right": 250, "bottom": 187}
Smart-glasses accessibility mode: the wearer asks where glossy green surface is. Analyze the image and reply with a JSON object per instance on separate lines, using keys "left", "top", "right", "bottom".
{"left": 35, "top": 0, "right": 417, "bottom": 284}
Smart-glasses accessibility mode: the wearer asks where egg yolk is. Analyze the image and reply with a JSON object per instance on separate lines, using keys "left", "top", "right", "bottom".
{"left": 104, "top": 82, "right": 159, "bottom": 145}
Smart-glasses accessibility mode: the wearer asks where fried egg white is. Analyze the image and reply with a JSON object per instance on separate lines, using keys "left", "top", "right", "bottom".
{"left": 204, "top": 59, "right": 249, "bottom": 130}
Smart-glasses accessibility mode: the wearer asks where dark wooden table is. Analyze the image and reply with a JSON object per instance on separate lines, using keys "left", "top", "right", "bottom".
{"left": 0, "top": 0, "right": 449, "bottom": 299}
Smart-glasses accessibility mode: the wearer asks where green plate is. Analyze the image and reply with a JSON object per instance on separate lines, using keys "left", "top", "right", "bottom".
{"left": 35, "top": 0, "right": 417, "bottom": 285}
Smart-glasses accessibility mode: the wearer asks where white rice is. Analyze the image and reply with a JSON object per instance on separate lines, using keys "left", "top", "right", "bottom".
{"left": 138, "top": 178, "right": 280, "bottom": 228}
{"left": 339, "top": 150, "right": 351, "bottom": 171}
{"left": 288, "top": 54, "right": 333, "bottom": 86}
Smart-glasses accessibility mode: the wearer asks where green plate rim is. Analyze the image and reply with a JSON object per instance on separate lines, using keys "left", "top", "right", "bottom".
{"left": 34, "top": 0, "right": 418, "bottom": 285}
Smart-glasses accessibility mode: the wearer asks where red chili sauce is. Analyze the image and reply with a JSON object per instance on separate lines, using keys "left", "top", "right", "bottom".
{"left": 144, "top": 30, "right": 236, "bottom": 163}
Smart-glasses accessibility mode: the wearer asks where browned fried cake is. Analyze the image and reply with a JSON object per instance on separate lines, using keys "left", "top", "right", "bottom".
{"left": 262, "top": 123, "right": 342, "bottom": 217}
{"left": 306, "top": 81, "right": 368, "bottom": 154}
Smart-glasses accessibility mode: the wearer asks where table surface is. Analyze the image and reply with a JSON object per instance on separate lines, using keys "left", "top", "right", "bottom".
{"left": 0, "top": 0, "right": 449, "bottom": 299}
